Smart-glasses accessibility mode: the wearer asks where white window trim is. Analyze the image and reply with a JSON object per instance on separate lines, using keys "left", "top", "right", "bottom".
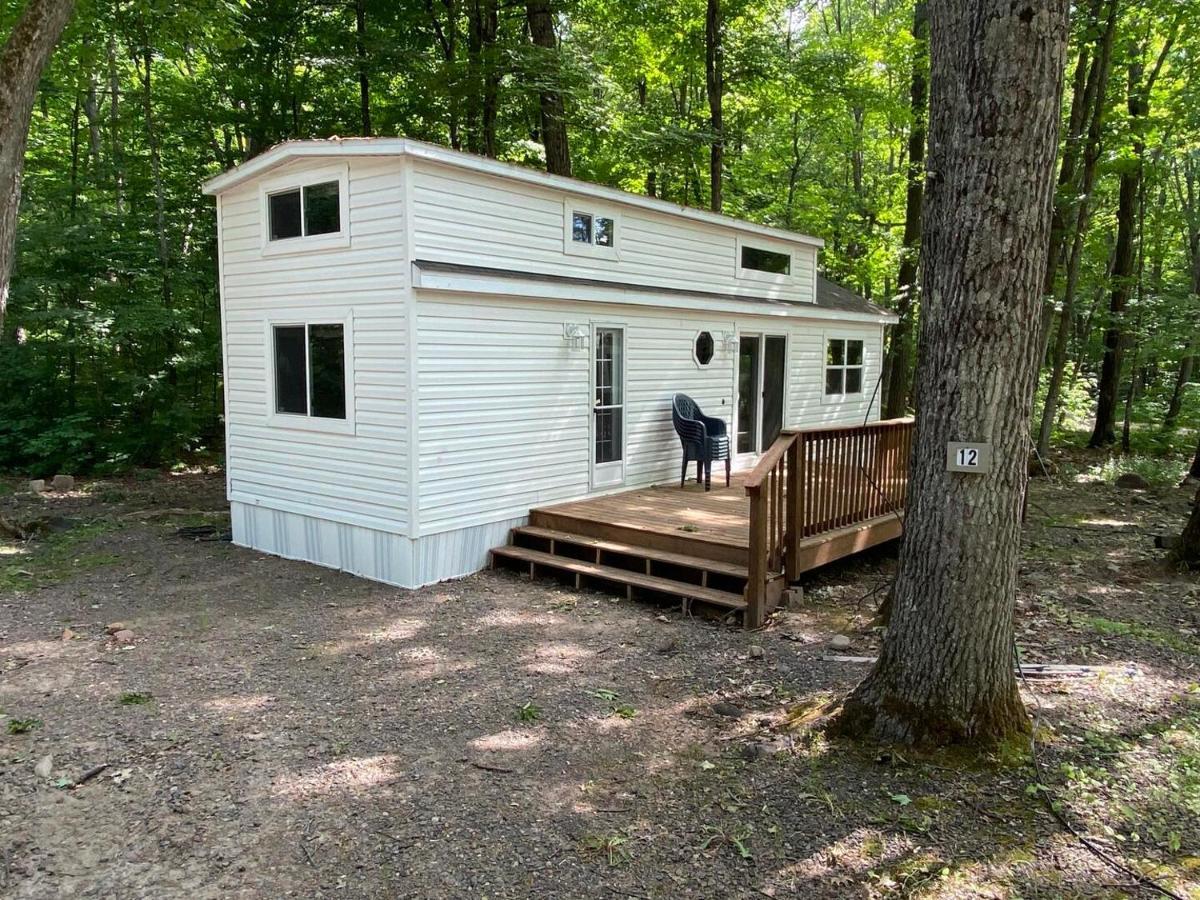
{"left": 821, "top": 331, "right": 866, "bottom": 405}
{"left": 735, "top": 234, "right": 796, "bottom": 285}
{"left": 264, "top": 308, "right": 356, "bottom": 435}
{"left": 259, "top": 162, "right": 351, "bottom": 257}
{"left": 563, "top": 201, "right": 621, "bottom": 260}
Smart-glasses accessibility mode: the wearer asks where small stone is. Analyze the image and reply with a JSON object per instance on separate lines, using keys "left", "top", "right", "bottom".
{"left": 111, "top": 629, "right": 135, "bottom": 645}
{"left": 655, "top": 614, "right": 669, "bottom": 623}
{"left": 1115, "top": 472, "right": 1150, "bottom": 490}
{"left": 830, "top": 634, "right": 853, "bottom": 651}
{"left": 782, "top": 587, "right": 804, "bottom": 609}
{"left": 105, "top": 622, "right": 128, "bottom": 635}
{"left": 34, "top": 754, "right": 53, "bottom": 779}
{"left": 50, "top": 474, "right": 75, "bottom": 491}
{"left": 61, "top": 627, "right": 77, "bottom": 642}
{"left": 712, "top": 702, "right": 743, "bottom": 718}
{"left": 748, "top": 645, "right": 765, "bottom": 659}
{"left": 28, "top": 479, "right": 46, "bottom": 493}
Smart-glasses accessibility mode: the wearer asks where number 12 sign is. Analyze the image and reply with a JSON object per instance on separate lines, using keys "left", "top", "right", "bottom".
{"left": 946, "top": 441, "right": 992, "bottom": 474}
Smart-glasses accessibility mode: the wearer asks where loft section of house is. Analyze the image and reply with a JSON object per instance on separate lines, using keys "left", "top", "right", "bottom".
{"left": 203, "top": 138, "right": 909, "bottom": 627}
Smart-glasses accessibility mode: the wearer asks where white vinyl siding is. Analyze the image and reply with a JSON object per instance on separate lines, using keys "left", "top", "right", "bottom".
{"left": 409, "top": 161, "right": 817, "bottom": 305}
{"left": 219, "top": 157, "right": 410, "bottom": 534}
{"left": 414, "top": 294, "right": 882, "bottom": 536}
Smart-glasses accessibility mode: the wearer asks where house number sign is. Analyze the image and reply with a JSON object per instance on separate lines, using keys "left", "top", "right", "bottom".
{"left": 946, "top": 442, "right": 992, "bottom": 474}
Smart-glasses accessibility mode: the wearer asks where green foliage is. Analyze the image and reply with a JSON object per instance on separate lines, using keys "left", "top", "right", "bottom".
{"left": 517, "top": 701, "right": 542, "bottom": 723}
{"left": 5, "top": 717, "right": 43, "bottom": 735}
{"left": 118, "top": 691, "right": 154, "bottom": 706}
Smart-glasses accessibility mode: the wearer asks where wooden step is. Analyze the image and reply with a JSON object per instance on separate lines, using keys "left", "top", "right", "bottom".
{"left": 511, "top": 526, "right": 751, "bottom": 580}
{"left": 489, "top": 545, "right": 747, "bottom": 611}
{"left": 529, "top": 507, "right": 749, "bottom": 567}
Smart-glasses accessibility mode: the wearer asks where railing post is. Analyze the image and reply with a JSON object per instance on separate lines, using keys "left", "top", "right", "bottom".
{"left": 784, "top": 436, "right": 801, "bottom": 581}
{"left": 744, "top": 483, "right": 765, "bottom": 630}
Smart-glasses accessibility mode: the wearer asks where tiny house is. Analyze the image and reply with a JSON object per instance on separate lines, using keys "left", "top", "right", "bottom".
{"left": 202, "top": 138, "right": 897, "bottom": 593}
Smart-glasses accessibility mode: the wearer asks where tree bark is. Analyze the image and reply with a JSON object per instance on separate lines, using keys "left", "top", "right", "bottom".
{"left": 1174, "top": 486, "right": 1200, "bottom": 568}
{"left": 882, "top": 0, "right": 928, "bottom": 419}
{"left": 466, "top": 0, "right": 499, "bottom": 157}
{"left": 0, "top": 0, "right": 77, "bottom": 341}
{"left": 833, "top": 0, "right": 1070, "bottom": 747}
{"left": 526, "top": 0, "right": 571, "bottom": 176}
{"left": 705, "top": 0, "right": 723, "bottom": 212}
{"left": 355, "top": 0, "right": 371, "bottom": 136}
{"left": 1186, "top": 434, "right": 1200, "bottom": 485}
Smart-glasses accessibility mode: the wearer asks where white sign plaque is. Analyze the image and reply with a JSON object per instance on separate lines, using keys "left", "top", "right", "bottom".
{"left": 946, "top": 442, "right": 992, "bottom": 473}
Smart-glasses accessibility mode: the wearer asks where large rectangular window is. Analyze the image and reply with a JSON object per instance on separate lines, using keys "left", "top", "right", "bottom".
{"left": 273, "top": 324, "right": 347, "bottom": 419}
{"left": 267, "top": 180, "right": 342, "bottom": 242}
{"left": 825, "top": 338, "right": 864, "bottom": 396}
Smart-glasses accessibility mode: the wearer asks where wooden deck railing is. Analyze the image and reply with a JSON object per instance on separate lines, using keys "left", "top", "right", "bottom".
{"left": 743, "top": 418, "right": 914, "bottom": 628}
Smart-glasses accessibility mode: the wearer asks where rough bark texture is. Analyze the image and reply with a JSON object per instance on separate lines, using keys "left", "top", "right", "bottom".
{"left": 705, "top": 0, "right": 723, "bottom": 213}
{"left": 882, "top": 0, "right": 928, "bottom": 419}
{"left": 1187, "top": 434, "right": 1200, "bottom": 486}
{"left": 355, "top": 0, "right": 371, "bottom": 136}
{"left": 0, "top": 0, "right": 77, "bottom": 340}
{"left": 833, "top": 0, "right": 1069, "bottom": 747}
{"left": 526, "top": 0, "right": 571, "bottom": 177}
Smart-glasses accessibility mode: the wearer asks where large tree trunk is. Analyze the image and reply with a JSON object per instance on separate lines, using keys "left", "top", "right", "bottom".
{"left": 1175, "top": 487, "right": 1200, "bottom": 568}
{"left": 526, "top": 0, "right": 571, "bottom": 177}
{"left": 0, "top": 0, "right": 77, "bottom": 341}
{"left": 705, "top": 0, "right": 723, "bottom": 212}
{"left": 882, "top": 0, "right": 928, "bottom": 419}
{"left": 466, "top": 0, "right": 500, "bottom": 157}
{"left": 1186, "top": 434, "right": 1200, "bottom": 486}
{"left": 833, "top": 0, "right": 1069, "bottom": 746}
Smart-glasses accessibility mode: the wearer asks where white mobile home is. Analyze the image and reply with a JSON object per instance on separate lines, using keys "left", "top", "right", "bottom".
{"left": 202, "top": 138, "right": 896, "bottom": 590}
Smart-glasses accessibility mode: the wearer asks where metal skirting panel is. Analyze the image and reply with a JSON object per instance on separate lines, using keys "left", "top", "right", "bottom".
{"left": 231, "top": 501, "right": 415, "bottom": 588}
{"left": 411, "top": 515, "right": 529, "bottom": 588}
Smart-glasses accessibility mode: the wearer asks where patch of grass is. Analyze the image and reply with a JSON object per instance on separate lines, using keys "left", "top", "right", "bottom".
{"left": 517, "top": 701, "right": 542, "bottom": 723}
{"left": 1085, "top": 454, "right": 1188, "bottom": 487}
{"left": 0, "top": 520, "right": 121, "bottom": 591}
{"left": 6, "top": 717, "right": 42, "bottom": 734}
{"left": 119, "top": 691, "right": 153, "bottom": 706}
{"left": 578, "top": 831, "right": 631, "bottom": 866}
{"left": 1077, "top": 614, "right": 1198, "bottom": 654}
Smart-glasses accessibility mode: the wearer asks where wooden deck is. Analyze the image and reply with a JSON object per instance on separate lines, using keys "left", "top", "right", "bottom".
{"left": 490, "top": 419, "right": 914, "bottom": 625}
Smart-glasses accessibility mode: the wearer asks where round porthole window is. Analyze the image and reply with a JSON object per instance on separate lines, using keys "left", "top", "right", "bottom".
{"left": 694, "top": 331, "right": 715, "bottom": 366}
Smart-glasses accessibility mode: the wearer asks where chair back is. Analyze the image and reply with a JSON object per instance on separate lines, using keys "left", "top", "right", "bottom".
{"left": 672, "top": 393, "right": 704, "bottom": 445}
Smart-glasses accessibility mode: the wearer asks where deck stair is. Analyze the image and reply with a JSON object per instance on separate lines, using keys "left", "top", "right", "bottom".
{"left": 488, "top": 523, "right": 767, "bottom": 614}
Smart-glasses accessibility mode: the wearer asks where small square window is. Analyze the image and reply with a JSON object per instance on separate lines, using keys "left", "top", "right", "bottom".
{"left": 824, "top": 337, "right": 864, "bottom": 397}
{"left": 594, "top": 217, "right": 614, "bottom": 247}
{"left": 825, "top": 368, "right": 844, "bottom": 395}
{"left": 269, "top": 190, "right": 302, "bottom": 241}
{"left": 304, "top": 181, "right": 341, "bottom": 236}
{"left": 572, "top": 212, "right": 593, "bottom": 243}
{"left": 274, "top": 325, "right": 307, "bottom": 413}
{"left": 827, "top": 339, "right": 845, "bottom": 366}
{"left": 847, "top": 340, "right": 864, "bottom": 366}
{"left": 845, "top": 367, "right": 863, "bottom": 394}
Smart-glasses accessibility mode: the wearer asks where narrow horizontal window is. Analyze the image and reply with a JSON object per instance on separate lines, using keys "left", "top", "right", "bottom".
{"left": 741, "top": 245, "right": 791, "bottom": 275}
{"left": 268, "top": 180, "right": 342, "bottom": 241}
{"left": 824, "top": 338, "right": 864, "bottom": 397}
{"left": 273, "top": 323, "right": 347, "bottom": 419}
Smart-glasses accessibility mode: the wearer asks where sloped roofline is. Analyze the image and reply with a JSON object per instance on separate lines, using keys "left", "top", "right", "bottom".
{"left": 201, "top": 137, "right": 825, "bottom": 249}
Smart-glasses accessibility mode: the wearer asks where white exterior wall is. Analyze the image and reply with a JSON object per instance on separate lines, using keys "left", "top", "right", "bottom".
{"left": 409, "top": 159, "right": 818, "bottom": 305}
{"left": 411, "top": 292, "right": 884, "bottom": 584}
{"left": 218, "top": 157, "right": 411, "bottom": 562}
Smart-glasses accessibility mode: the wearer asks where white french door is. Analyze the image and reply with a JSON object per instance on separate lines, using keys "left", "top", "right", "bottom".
{"left": 735, "top": 333, "right": 787, "bottom": 460}
{"left": 591, "top": 326, "right": 626, "bottom": 489}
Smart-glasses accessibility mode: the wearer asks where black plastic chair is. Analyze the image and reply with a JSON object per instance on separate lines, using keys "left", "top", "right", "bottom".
{"left": 671, "top": 393, "right": 731, "bottom": 491}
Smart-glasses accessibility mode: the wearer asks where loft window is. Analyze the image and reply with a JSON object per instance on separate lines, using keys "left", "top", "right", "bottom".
{"left": 268, "top": 180, "right": 341, "bottom": 241}
{"left": 694, "top": 331, "right": 714, "bottom": 366}
{"left": 571, "top": 211, "right": 616, "bottom": 247}
{"left": 741, "top": 245, "right": 791, "bottom": 275}
{"left": 274, "top": 324, "right": 346, "bottom": 419}
{"left": 825, "top": 338, "right": 864, "bottom": 396}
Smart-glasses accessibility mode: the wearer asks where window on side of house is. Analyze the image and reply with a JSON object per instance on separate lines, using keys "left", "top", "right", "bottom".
{"left": 824, "top": 338, "right": 864, "bottom": 396}
{"left": 694, "top": 331, "right": 714, "bottom": 366}
{"left": 571, "top": 210, "right": 616, "bottom": 247}
{"left": 741, "top": 245, "right": 791, "bottom": 275}
{"left": 268, "top": 180, "right": 342, "bottom": 242}
{"left": 273, "top": 323, "right": 347, "bottom": 419}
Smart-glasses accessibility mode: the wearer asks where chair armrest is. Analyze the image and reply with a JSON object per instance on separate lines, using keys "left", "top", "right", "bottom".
{"left": 698, "top": 413, "right": 727, "bottom": 437}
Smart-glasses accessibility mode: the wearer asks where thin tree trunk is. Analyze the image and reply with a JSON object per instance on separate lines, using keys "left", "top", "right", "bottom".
{"left": 355, "top": 0, "right": 371, "bottom": 136}
{"left": 1186, "top": 434, "right": 1200, "bottom": 485}
{"left": 1174, "top": 486, "right": 1200, "bottom": 567}
{"left": 525, "top": 0, "right": 570, "bottom": 176}
{"left": 833, "top": 0, "right": 1069, "bottom": 746}
{"left": 1089, "top": 27, "right": 1177, "bottom": 447}
{"left": 107, "top": 28, "right": 124, "bottom": 211}
{"left": 705, "top": 0, "right": 723, "bottom": 212}
{"left": 83, "top": 70, "right": 102, "bottom": 172}
{"left": 1164, "top": 352, "right": 1194, "bottom": 430}
{"left": 0, "top": 0, "right": 77, "bottom": 342}
{"left": 882, "top": 0, "right": 928, "bottom": 419}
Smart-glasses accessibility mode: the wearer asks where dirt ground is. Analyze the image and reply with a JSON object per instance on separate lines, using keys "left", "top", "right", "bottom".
{"left": 1, "top": 470, "right": 1198, "bottom": 899}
